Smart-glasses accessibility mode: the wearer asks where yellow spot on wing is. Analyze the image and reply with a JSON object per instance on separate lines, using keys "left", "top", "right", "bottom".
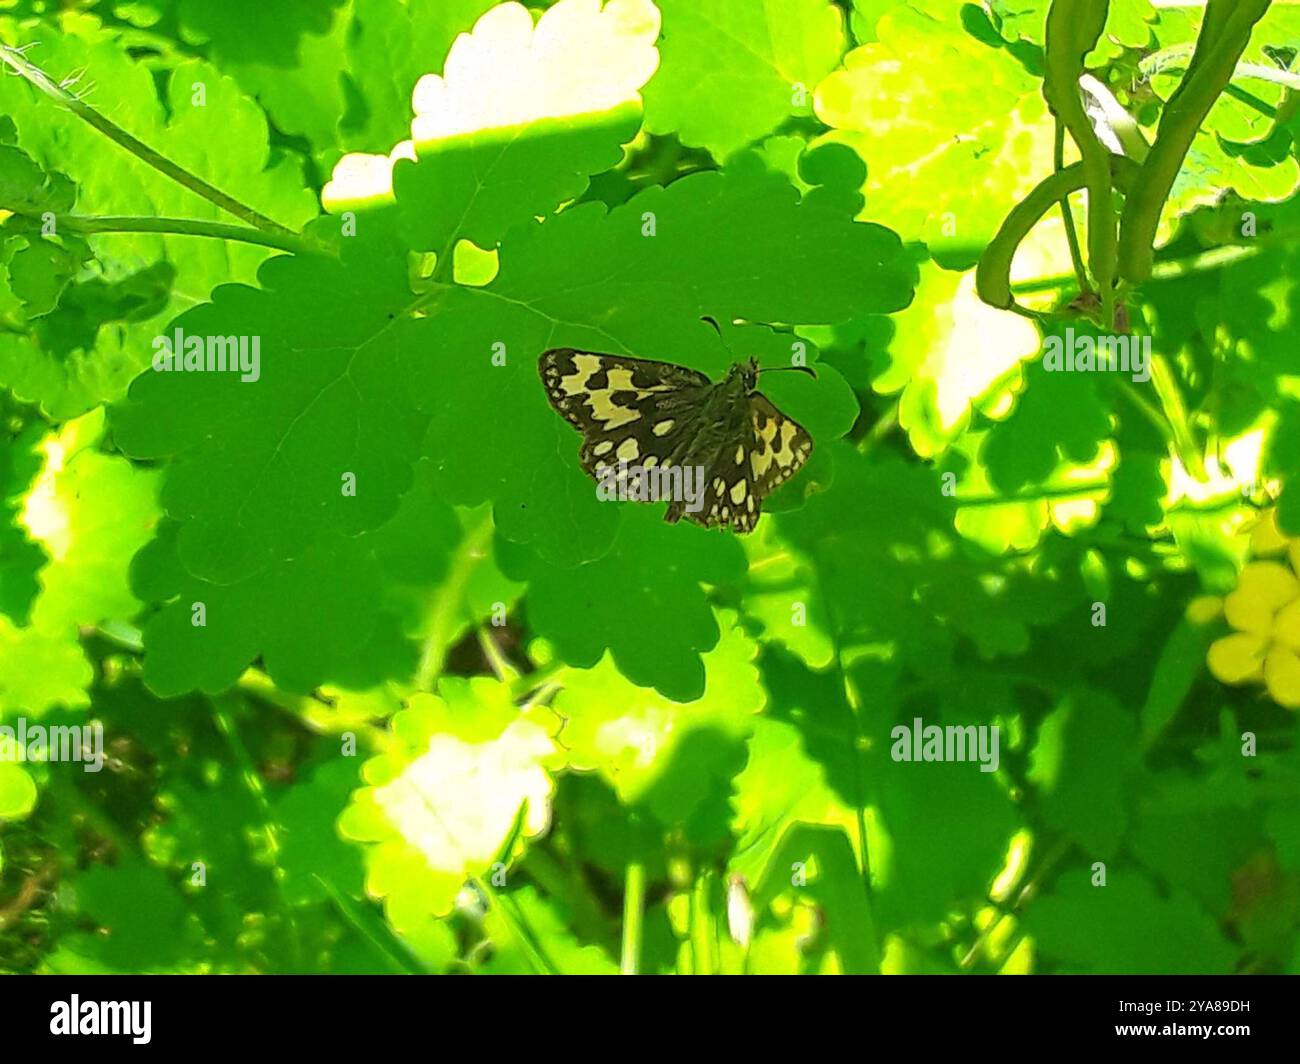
{"left": 589, "top": 391, "right": 640, "bottom": 429}
{"left": 559, "top": 353, "right": 603, "bottom": 395}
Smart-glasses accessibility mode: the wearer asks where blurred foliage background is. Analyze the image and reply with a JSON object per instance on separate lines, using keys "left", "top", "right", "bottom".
{"left": 0, "top": 0, "right": 1298, "bottom": 974}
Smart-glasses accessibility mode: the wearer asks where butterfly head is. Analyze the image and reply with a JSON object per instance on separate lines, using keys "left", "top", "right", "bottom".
{"left": 730, "top": 356, "right": 817, "bottom": 392}
{"left": 728, "top": 357, "right": 761, "bottom": 393}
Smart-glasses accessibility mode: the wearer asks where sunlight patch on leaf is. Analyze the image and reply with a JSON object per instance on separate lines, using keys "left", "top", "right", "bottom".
{"left": 948, "top": 430, "right": 1117, "bottom": 554}
{"left": 643, "top": 0, "right": 846, "bottom": 160}
{"left": 554, "top": 610, "right": 763, "bottom": 821}
{"left": 411, "top": 0, "right": 660, "bottom": 141}
{"left": 1, "top": 411, "right": 156, "bottom": 715}
{"left": 326, "top": 0, "right": 660, "bottom": 225}
{"left": 814, "top": 6, "right": 1052, "bottom": 268}
{"left": 339, "top": 678, "right": 563, "bottom": 920}
{"left": 875, "top": 264, "right": 1041, "bottom": 459}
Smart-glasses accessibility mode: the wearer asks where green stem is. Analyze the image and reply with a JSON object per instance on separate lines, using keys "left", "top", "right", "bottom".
{"left": 477, "top": 625, "right": 518, "bottom": 683}
{"left": 620, "top": 861, "right": 646, "bottom": 975}
{"left": 210, "top": 694, "right": 302, "bottom": 966}
{"left": 960, "top": 836, "right": 1074, "bottom": 969}
{"left": 976, "top": 156, "right": 1138, "bottom": 312}
{"left": 522, "top": 846, "right": 610, "bottom": 942}
{"left": 1109, "top": 374, "right": 1178, "bottom": 445}
{"left": 1149, "top": 350, "right": 1207, "bottom": 480}
{"left": 0, "top": 45, "right": 300, "bottom": 240}
{"left": 508, "top": 658, "right": 568, "bottom": 702}
{"left": 477, "top": 878, "right": 560, "bottom": 975}
{"left": 689, "top": 869, "right": 715, "bottom": 975}
{"left": 1013, "top": 242, "right": 1262, "bottom": 295}
{"left": 838, "top": 662, "right": 876, "bottom": 905}
{"left": 953, "top": 481, "right": 1112, "bottom": 507}
{"left": 1054, "top": 121, "right": 1092, "bottom": 297}
{"left": 415, "top": 510, "right": 495, "bottom": 691}
{"left": 1142, "top": 43, "right": 1300, "bottom": 91}
{"left": 90, "top": 620, "right": 144, "bottom": 653}
{"left": 54, "top": 214, "right": 318, "bottom": 256}
{"left": 235, "top": 667, "right": 388, "bottom": 748}
{"left": 1044, "top": 1, "right": 1116, "bottom": 324}
{"left": 1117, "top": 0, "right": 1272, "bottom": 283}
{"left": 312, "top": 874, "right": 429, "bottom": 975}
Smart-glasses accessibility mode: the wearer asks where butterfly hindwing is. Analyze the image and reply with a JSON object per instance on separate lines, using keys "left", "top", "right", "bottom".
{"left": 681, "top": 395, "right": 812, "bottom": 533}
{"left": 684, "top": 437, "right": 764, "bottom": 533}
{"left": 747, "top": 392, "right": 813, "bottom": 497}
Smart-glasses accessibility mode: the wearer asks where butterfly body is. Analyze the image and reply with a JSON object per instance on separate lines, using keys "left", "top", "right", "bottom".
{"left": 538, "top": 348, "right": 812, "bottom": 533}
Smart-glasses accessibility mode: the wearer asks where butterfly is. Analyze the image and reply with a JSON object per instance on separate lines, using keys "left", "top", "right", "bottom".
{"left": 538, "top": 345, "right": 813, "bottom": 533}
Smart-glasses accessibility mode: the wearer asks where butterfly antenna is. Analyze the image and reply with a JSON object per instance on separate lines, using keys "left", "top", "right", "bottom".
{"left": 757, "top": 364, "right": 818, "bottom": 380}
{"left": 700, "top": 314, "right": 739, "bottom": 358}
{"left": 701, "top": 315, "right": 817, "bottom": 377}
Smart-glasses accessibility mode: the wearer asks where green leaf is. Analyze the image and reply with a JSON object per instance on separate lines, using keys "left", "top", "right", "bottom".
{"left": 0, "top": 761, "right": 38, "bottom": 820}
{"left": 738, "top": 520, "right": 835, "bottom": 670}
{"left": 57, "top": 857, "right": 199, "bottom": 971}
{"left": 815, "top": 6, "right": 1052, "bottom": 268}
{"left": 0, "top": 411, "right": 157, "bottom": 715}
{"left": 500, "top": 508, "right": 745, "bottom": 699}
{"left": 0, "top": 28, "right": 318, "bottom": 415}
{"left": 132, "top": 469, "right": 460, "bottom": 697}
{"left": 643, "top": 0, "right": 847, "bottom": 160}
{"left": 751, "top": 822, "right": 880, "bottom": 974}
{"left": 167, "top": 0, "right": 346, "bottom": 67}
{"left": 553, "top": 609, "right": 763, "bottom": 831}
{"left": 730, "top": 716, "right": 856, "bottom": 884}
{"left": 0, "top": 418, "right": 45, "bottom": 623}
{"left": 339, "top": 678, "right": 563, "bottom": 921}
{"left": 393, "top": 0, "right": 658, "bottom": 252}
{"left": 114, "top": 226, "right": 434, "bottom": 586}
{"left": 1026, "top": 870, "right": 1238, "bottom": 974}
{"left": 1139, "top": 613, "right": 1213, "bottom": 746}
{"left": 1028, "top": 689, "right": 1139, "bottom": 857}
{"left": 870, "top": 261, "right": 1041, "bottom": 459}
{"left": 476, "top": 885, "right": 618, "bottom": 974}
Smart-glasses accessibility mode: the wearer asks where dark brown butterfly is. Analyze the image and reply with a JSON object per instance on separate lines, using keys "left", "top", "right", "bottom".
{"left": 538, "top": 345, "right": 813, "bottom": 533}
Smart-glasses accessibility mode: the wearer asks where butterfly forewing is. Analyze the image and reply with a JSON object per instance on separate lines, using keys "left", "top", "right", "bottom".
{"left": 539, "top": 349, "right": 709, "bottom": 431}
{"left": 540, "top": 348, "right": 712, "bottom": 474}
